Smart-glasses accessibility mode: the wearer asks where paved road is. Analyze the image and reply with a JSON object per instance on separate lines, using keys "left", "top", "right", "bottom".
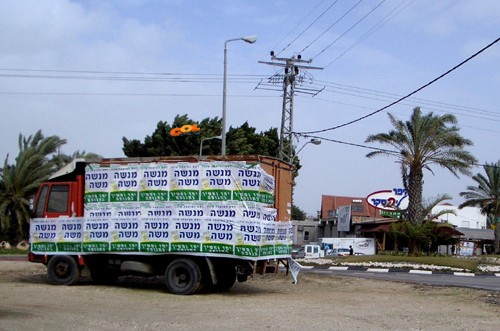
{"left": 305, "top": 268, "right": 500, "bottom": 291}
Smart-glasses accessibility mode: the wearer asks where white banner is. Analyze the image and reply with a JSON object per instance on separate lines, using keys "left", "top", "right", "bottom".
{"left": 337, "top": 205, "right": 351, "bottom": 232}
{"left": 30, "top": 202, "right": 293, "bottom": 260}
{"left": 33, "top": 162, "right": 288, "bottom": 259}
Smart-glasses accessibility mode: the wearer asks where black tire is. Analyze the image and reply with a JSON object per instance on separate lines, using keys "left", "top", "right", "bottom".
{"left": 47, "top": 255, "right": 80, "bottom": 286}
{"left": 91, "top": 268, "right": 119, "bottom": 284}
{"left": 213, "top": 264, "right": 236, "bottom": 292}
{"left": 237, "top": 273, "right": 248, "bottom": 283}
{"left": 165, "top": 258, "right": 203, "bottom": 295}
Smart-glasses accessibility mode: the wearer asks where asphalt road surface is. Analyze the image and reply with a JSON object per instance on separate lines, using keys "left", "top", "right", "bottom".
{"left": 307, "top": 268, "right": 500, "bottom": 291}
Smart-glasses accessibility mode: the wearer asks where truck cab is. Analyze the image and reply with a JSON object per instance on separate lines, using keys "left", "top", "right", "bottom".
{"left": 32, "top": 158, "right": 85, "bottom": 219}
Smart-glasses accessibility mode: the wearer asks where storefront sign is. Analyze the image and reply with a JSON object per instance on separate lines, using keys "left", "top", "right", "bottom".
{"left": 170, "top": 124, "right": 201, "bottom": 136}
{"left": 367, "top": 188, "right": 408, "bottom": 211}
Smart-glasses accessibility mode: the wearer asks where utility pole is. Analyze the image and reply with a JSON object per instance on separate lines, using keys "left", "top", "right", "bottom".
{"left": 259, "top": 52, "right": 322, "bottom": 163}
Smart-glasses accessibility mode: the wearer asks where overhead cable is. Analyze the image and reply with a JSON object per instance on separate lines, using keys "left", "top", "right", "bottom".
{"left": 311, "top": 0, "right": 386, "bottom": 59}
{"left": 313, "top": 79, "right": 494, "bottom": 116}
{"left": 323, "top": 0, "right": 414, "bottom": 68}
{"left": 299, "top": 0, "right": 363, "bottom": 54}
{"left": 307, "top": 82, "right": 500, "bottom": 121}
{"left": 296, "top": 37, "right": 500, "bottom": 135}
{"left": 273, "top": 0, "right": 337, "bottom": 57}
{"left": 301, "top": 134, "right": 499, "bottom": 168}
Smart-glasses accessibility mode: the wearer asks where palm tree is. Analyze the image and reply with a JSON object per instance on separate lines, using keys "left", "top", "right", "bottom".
{"left": 0, "top": 131, "right": 66, "bottom": 240}
{"left": 390, "top": 194, "right": 455, "bottom": 254}
{"left": 51, "top": 150, "right": 102, "bottom": 169}
{"left": 366, "top": 107, "right": 476, "bottom": 226}
{"left": 459, "top": 161, "right": 500, "bottom": 253}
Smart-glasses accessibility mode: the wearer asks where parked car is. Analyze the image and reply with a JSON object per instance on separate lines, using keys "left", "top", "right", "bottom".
{"left": 295, "top": 247, "right": 305, "bottom": 258}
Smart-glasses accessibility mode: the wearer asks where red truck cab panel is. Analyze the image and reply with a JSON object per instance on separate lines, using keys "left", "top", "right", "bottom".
{"left": 33, "top": 176, "right": 84, "bottom": 218}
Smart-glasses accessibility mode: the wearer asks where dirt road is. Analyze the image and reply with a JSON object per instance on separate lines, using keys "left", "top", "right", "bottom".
{"left": 0, "top": 260, "right": 499, "bottom": 331}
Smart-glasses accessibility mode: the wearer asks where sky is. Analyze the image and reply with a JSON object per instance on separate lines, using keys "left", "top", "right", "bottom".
{"left": 1, "top": 0, "right": 499, "bottom": 216}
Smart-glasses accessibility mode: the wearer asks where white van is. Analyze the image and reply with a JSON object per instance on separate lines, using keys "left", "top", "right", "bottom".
{"left": 297, "top": 244, "right": 324, "bottom": 259}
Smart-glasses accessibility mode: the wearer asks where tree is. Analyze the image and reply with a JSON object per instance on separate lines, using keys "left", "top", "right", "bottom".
{"left": 390, "top": 195, "right": 455, "bottom": 255}
{"left": 366, "top": 107, "right": 476, "bottom": 226}
{"left": 459, "top": 161, "right": 500, "bottom": 253}
{"left": 0, "top": 131, "right": 66, "bottom": 241}
{"left": 291, "top": 205, "right": 307, "bottom": 220}
{"left": 50, "top": 150, "right": 102, "bottom": 170}
{"left": 122, "top": 114, "right": 281, "bottom": 158}
{"left": 123, "top": 115, "right": 219, "bottom": 157}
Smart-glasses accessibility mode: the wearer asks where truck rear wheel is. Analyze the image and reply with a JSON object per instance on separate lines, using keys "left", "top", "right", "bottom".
{"left": 212, "top": 264, "right": 236, "bottom": 292}
{"left": 165, "top": 258, "right": 202, "bottom": 295}
{"left": 47, "top": 255, "right": 80, "bottom": 285}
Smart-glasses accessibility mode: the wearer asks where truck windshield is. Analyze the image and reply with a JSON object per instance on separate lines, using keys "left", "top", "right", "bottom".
{"left": 47, "top": 185, "right": 70, "bottom": 213}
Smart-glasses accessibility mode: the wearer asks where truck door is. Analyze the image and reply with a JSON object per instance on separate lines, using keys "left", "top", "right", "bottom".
{"left": 33, "top": 182, "right": 78, "bottom": 218}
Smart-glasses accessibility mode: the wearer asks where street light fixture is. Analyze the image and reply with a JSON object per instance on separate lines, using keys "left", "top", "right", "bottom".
{"left": 221, "top": 35, "right": 257, "bottom": 156}
{"left": 295, "top": 138, "right": 321, "bottom": 156}
{"left": 199, "top": 135, "right": 222, "bottom": 158}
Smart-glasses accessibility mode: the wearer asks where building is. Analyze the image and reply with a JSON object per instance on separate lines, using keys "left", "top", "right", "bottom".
{"left": 432, "top": 204, "right": 487, "bottom": 229}
{"left": 320, "top": 194, "right": 382, "bottom": 221}
{"left": 292, "top": 195, "right": 387, "bottom": 247}
{"left": 292, "top": 195, "right": 494, "bottom": 255}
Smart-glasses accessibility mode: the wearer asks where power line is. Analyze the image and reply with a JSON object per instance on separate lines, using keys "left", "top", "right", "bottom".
{"left": 3, "top": 66, "right": 495, "bottom": 120}
{"left": 301, "top": 133, "right": 400, "bottom": 155}
{"left": 273, "top": 0, "right": 338, "bottom": 57}
{"left": 299, "top": 0, "right": 363, "bottom": 54}
{"left": 0, "top": 71, "right": 261, "bottom": 83}
{"left": 1, "top": 55, "right": 497, "bottom": 124}
{"left": 323, "top": 0, "right": 414, "bottom": 68}
{"left": 313, "top": 80, "right": 496, "bottom": 117}
{"left": 296, "top": 94, "right": 500, "bottom": 134}
{"left": 311, "top": 0, "right": 386, "bottom": 60}
{"left": 0, "top": 92, "right": 277, "bottom": 98}
{"left": 0, "top": 68, "right": 220, "bottom": 76}
{"left": 296, "top": 37, "right": 500, "bottom": 135}
{"left": 301, "top": 134, "right": 498, "bottom": 169}
{"left": 310, "top": 83, "right": 500, "bottom": 122}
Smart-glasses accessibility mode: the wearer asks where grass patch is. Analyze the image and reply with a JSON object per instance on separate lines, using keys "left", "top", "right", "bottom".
{"left": 0, "top": 248, "right": 29, "bottom": 255}
{"left": 341, "top": 255, "right": 479, "bottom": 270}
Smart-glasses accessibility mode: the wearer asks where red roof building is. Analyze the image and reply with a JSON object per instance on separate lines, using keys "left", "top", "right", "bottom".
{"left": 320, "top": 194, "right": 383, "bottom": 223}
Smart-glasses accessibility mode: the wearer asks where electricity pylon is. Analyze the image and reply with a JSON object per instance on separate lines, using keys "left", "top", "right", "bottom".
{"left": 258, "top": 52, "right": 322, "bottom": 163}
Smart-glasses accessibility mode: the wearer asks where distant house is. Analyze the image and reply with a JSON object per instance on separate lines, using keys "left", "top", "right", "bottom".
{"left": 432, "top": 204, "right": 487, "bottom": 229}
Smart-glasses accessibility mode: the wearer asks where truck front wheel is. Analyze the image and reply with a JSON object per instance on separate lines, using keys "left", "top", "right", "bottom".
{"left": 165, "top": 258, "right": 202, "bottom": 295}
{"left": 47, "top": 255, "right": 80, "bottom": 285}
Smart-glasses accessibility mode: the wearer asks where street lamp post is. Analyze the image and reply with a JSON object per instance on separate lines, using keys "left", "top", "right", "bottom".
{"left": 221, "top": 35, "right": 257, "bottom": 156}
{"left": 199, "top": 136, "right": 222, "bottom": 159}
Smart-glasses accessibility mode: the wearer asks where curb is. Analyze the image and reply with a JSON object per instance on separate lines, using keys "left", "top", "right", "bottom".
{"left": 302, "top": 265, "right": 500, "bottom": 277}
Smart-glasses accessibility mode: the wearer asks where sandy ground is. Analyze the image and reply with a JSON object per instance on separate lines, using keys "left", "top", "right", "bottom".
{"left": 0, "top": 260, "right": 499, "bottom": 331}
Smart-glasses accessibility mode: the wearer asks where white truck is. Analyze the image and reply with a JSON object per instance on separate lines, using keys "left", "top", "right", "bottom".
{"left": 320, "top": 237, "right": 376, "bottom": 256}
{"left": 28, "top": 155, "right": 293, "bottom": 294}
{"left": 296, "top": 238, "right": 376, "bottom": 259}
